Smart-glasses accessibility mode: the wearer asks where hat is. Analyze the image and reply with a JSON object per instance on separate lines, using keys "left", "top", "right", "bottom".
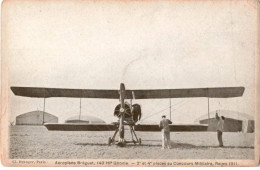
{"left": 162, "top": 115, "right": 166, "bottom": 118}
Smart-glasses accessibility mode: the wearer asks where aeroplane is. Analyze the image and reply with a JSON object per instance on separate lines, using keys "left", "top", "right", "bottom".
{"left": 10, "top": 83, "right": 245, "bottom": 147}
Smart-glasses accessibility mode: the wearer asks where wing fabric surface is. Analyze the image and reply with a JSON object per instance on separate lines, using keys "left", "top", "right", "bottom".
{"left": 134, "top": 124, "right": 208, "bottom": 132}
{"left": 45, "top": 123, "right": 117, "bottom": 131}
{"left": 11, "top": 87, "right": 119, "bottom": 99}
{"left": 44, "top": 123, "right": 208, "bottom": 132}
{"left": 127, "top": 87, "right": 245, "bottom": 99}
{"left": 11, "top": 86, "right": 244, "bottom": 99}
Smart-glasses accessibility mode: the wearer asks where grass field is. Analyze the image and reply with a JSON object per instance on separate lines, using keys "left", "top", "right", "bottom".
{"left": 9, "top": 125, "right": 254, "bottom": 159}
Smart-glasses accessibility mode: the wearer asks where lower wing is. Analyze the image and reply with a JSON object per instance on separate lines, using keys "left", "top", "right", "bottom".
{"left": 45, "top": 123, "right": 117, "bottom": 131}
{"left": 44, "top": 123, "right": 208, "bottom": 132}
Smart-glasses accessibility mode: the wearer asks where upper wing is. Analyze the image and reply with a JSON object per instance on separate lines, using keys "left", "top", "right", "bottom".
{"left": 10, "top": 87, "right": 119, "bottom": 99}
{"left": 10, "top": 86, "right": 244, "bottom": 99}
{"left": 126, "top": 87, "right": 245, "bottom": 99}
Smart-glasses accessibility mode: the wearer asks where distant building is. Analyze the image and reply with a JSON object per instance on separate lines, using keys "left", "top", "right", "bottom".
{"left": 195, "top": 110, "right": 254, "bottom": 133}
{"left": 16, "top": 110, "right": 58, "bottom": 125}
{"left": 65, "top": 115, "right": 105, "bottom": 124}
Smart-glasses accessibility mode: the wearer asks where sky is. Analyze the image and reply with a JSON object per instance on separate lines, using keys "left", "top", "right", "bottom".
{"left": 3, "top": 0, "right": 258, "bottom": 124}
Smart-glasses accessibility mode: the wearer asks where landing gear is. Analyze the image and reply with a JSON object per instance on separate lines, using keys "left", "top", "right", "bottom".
{"left": 138, "top": 138, "right": 142, "bottom": 145}
{"left": 108, "top": 137, "right": 112, "bottom": 145}
{"left": 129, "top": 126, "right": 141, "bottom": 146}
{"left": 108, "top": 128, "right": 118, "bottom": 145}
{"left": 108, "top": 123, "right": 141, "bottom": 146}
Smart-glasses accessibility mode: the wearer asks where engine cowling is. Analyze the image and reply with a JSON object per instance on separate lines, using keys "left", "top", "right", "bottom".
{"left": 113, "top": 103, "right": 142, "bottom": 123}
{"left": 114, "top": 103, "right": 131, "bottom": 119}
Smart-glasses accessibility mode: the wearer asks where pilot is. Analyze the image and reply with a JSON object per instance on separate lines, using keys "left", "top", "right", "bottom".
{"left": 159, "top": 115, "right": 172, "bottom": 149}
{"left": 216, "top": 112, "right": 225, "bottom": 147}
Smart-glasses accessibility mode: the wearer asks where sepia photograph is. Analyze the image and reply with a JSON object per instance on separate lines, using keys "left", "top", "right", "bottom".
{"left": 1, "top": 0, "right": 259, "bottom": 167}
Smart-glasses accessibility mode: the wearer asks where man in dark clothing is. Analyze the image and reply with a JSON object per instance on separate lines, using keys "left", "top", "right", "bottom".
{"left": 216, "top": 112, "right": 225, "bottom": 147}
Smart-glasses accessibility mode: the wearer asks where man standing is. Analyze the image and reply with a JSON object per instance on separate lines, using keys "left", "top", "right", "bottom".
{"left": 159, "top": 115, "right": 172, "bottom": 149}
{"left": 216, "top": 112, "right": 225, "bottom": 147}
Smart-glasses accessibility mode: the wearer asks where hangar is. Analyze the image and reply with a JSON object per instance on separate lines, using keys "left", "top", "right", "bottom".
{"left": 195, "top": 110, "right": 254, "bottom": 133}
{"left": 16, "top": 110, "right": 58, "bottom": 125}
{"left": 65, "top": 115, "right": 105, "bottom": 124}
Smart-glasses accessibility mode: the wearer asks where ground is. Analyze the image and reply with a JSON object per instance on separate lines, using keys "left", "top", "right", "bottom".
{"left": 9, "top": 126, "right": 254, "bottom": 159}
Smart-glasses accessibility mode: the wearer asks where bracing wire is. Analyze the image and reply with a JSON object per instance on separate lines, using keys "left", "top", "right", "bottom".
{"left": 141, "top": 99, "right": 186, "bottom": 121}
{"left": 140, "top": 99, "right": 192, "bottom": 122}
{"left": 142, "top": 100, "right": 189, "bottom": 121}
{"left": 140, "top": 99, "right": 165, "bottom": 121}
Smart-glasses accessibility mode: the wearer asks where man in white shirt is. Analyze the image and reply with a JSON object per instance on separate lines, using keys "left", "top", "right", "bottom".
{"left": 216, "top": 112, "right": 225, "bottom": 147}
{"left": 159, "top": 115, "right": 172, "bottom": 149}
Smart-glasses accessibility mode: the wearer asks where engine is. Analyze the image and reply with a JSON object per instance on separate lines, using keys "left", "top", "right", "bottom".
{"left": 114, "top": 103, "right": 142, "bottom": 123}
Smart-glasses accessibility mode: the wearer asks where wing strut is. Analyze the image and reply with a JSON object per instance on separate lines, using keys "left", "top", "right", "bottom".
{"left": 207, "top": 97, "right": 210, "bottom": 121}
{"left": 207, "top": 88, "right": 210, "bottom": 124}
{"left": 43, "top": 97, "right": 46, "bottom": 125}
{"left": 79, "top": 98, "right": 82, "bottom": 120}
{"left": 169, "top": 99, "right": 172, "bottom": 121}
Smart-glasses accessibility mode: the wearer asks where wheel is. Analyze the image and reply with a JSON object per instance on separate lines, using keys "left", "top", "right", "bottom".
{"left": 112, "top": 139, "right": 115, "bottom": 145}
{"left": 138, "top": 138, "right": 142, "bottom": 145}
{"left": 108, "top": 137, "right": 112, "bottom": 146}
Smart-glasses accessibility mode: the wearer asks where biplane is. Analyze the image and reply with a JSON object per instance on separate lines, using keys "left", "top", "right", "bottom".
{"left": 11, "top": 83, "right": 244, "bottom": 146}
